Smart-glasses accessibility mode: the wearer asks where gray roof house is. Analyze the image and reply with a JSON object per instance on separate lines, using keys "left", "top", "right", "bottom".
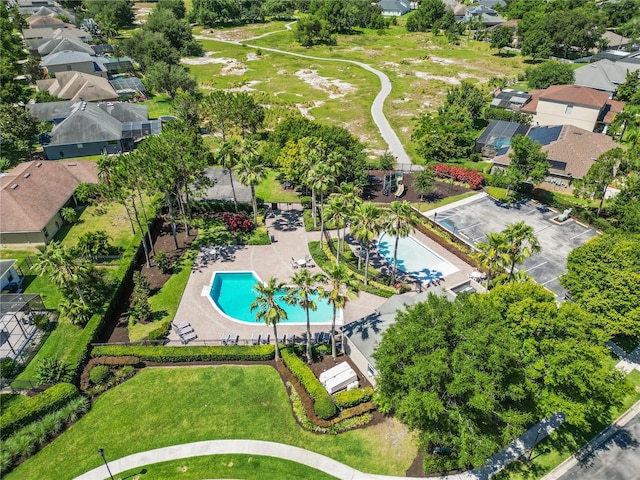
{"left": 24, "top": 27, "right": 92, "bottom": 54}
{"left": 342, "top": 289, "right": 456, "bottom": 386}
{"left": 37, "top": 36, "right": 94, "bottom": 57}
{"left": 378, "top": 0, "right": 411, "bottom": 16}
{"left": 574, "top": 57, "right": 640, "bottom": 95}
{"left": 27, "top": 101, "right": 161, "bottom": 160}
{"left": 42, "top": 50, "right": 109, "bottom": 78}
{"left": 462, "top": 5, "right": 506, "bottom": 26}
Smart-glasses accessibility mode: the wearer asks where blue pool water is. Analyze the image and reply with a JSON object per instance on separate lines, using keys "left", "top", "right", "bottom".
{"left": 209, "top": 272, "right": 336, "bottom": 324}
{"left": 378, "top": 234, "right": 458, "bottom": 282}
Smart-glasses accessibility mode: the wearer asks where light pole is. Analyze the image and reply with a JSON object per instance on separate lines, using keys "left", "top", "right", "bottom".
{"left": 98, "top": 448, "right": 115, "bottom": 480}
{"left": 528, "top": 427, "right": 544, "bottom": 461}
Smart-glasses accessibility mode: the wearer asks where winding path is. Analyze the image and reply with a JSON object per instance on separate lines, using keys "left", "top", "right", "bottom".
{"left": 196, "top": 22, "right": 414, "bottom": 167}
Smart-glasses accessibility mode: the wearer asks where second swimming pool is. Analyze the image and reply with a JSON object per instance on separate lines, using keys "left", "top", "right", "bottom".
{"left": 378, "top": 233, "right": 459, "bottom": 282}
{"left": 208, "top": 271, "right": 338, "bottom": 325}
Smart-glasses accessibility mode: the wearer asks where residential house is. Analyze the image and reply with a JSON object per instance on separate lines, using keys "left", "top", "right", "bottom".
{"left": 343, "top": 289, "right": 456, "bottom": 386}
{"left": 461, "top": 5, "right": 505, "bottom": 27}
{"left": 491, "top": 124, "right": 621, "bottom": 191}
{"left": 27, "top": 101, "right": 161, "bottom": 159}
{"left": 36, "top": 71, "right": 118, "bottom": 102}
{"left": 24, "top": 4, "right": 75, "bottom": 22}
{"left": 475, "top": 120, "right": 530, "bottom": 157}
{"left": 574, "top": 54, "right": 640, "bottom": 95}
{"left": 26, "top": 14, "right": 66, "bottom": 29}
{"left": 37, "top": 36, "right": 95, "bottom": 57}
{"left": 378, "top": 0, "right": 411, "bottom": 16}
{"left": 521, "top": 84, "right": 624, "bottom": 133}
{"left": 42, "top": 50, "right": 109, "bottom": 78}
{"left": 0, "top": 261, "right": 23, "bottom": 293}
{"left": 23, "top": 27, "right": 92, "bottom": 53}
{"left": 478, "top": 0, "right": 505, "bottom": 7}
{"left": 14, "top": 0, "right": 54, "bottom": 15}
{"left": 0, "top": 160, "right": 98, "bottom": 245}
{"left": 601, "top": 31, "right": 634, "bottom": 51}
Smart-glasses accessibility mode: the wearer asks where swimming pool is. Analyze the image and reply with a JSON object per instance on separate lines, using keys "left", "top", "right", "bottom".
{"left": 208, "top": 272, "right": 339, "bottom": 325}
{"left": 377, "top": 234, "right": 459, "bottom": 282}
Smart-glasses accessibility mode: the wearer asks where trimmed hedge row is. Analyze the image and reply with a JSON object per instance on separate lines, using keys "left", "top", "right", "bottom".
{"left": 280, "top": 347, "right": 337, "bottom": 420}
{"left": 333, "top": 386, "right": 374, "bottom": 409}
{"left": 91, "top": 345, "right": 275, "bottom": 362}
{"left": 0, "top": 383, "right": 79, "bottom": 439}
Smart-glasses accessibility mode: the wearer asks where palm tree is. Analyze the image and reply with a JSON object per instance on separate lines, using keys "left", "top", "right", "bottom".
{"left": 286, "top": 269, "right": 326, "bottom": 364}
{"left": 236, "top": 140, "right": 265, "bottom": 222}
{"left": 217, "top": 139, "right": 241, "bottom": 212}
{"left": 503, "top": 221, "right": 541, "bottom": 280}
{"left": 332, "top": 182, "right": 362, "bottom": 257}
{"left": 475, "top": 231, "right": 509, "bottom": 288}
{"left": 385, "top": 201, "right": 419, "bottom": 284}
{"left": 350, "top": 202, "right": 383, "bottom": 285}
{"left": 323, "top": 263, "right": 356, "bottom": 360}
{"left": 251, "top": 277, "right": 288, "bottom": 360}
{"left": 307, "top": 163, "right": 331, "bottom": 230}
{"left": 33, "top": 241, "right": 89, "bottom": 305}
{"left": 323, "top": 196, "right": 348, "bottom": 264}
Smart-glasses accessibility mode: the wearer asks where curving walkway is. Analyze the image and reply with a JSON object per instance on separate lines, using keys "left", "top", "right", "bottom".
{"left": 73, "top": 440, "right": 473, "bottom": 480}
{"left": 196, "top": 23, "right": 414, "bottom": 167}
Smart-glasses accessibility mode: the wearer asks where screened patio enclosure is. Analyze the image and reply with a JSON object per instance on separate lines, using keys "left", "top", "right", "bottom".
{"left": 0, "top": 294, "right": 48, "bottom": 362}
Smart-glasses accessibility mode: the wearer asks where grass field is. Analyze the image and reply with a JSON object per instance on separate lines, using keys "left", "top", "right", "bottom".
{"left": 116, "top": 455, "right": 338, "bottom": 480}
{"left": 255, "top": 169, "right": 300, "bottom": 203}
{"left": 189, "top": 22, "right": 526, "bottom": 161}
{"left": 412, "top": 191, "right": 479, "bottom": 212}
{"left": 7, "top": 366, "right": 417, "bottom": 479}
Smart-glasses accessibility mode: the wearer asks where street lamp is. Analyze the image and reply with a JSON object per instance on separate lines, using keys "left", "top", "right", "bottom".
{"left": 97, "top": 448, "right": 115, "bottom": 480}
{"left": 528, "top": 427, "right": 544, "bottom": 461}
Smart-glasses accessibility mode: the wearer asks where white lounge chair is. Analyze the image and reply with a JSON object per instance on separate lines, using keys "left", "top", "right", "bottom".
{"left": 261, "top": 334, "right": 270, "bottom": 344}
{"left": 221, "top": 333, "right": 231, "bottom": 345}
{"left": 251, "top": 332, "right": 261, "bottom": 345}
{"left": 277, "top": 333, "right": 286, "bottom": 344}
{"left": 291, "top": 257, "right": 299, "bottom": 269}
{"left": 228, "top": 333, "right": 239, "bottom": 345}
{"left": 304, "top": 255, "right": 314, "bottom": 267}
{"left": 180, "top": 330, "right": 197, "bottom": 344}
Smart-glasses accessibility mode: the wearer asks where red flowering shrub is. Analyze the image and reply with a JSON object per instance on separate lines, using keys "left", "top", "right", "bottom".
{"left": 431, "top": 164, "right": 484, "bottom": 190}
{"left": 218, "top": 212, "right": 254, "bottom": 233}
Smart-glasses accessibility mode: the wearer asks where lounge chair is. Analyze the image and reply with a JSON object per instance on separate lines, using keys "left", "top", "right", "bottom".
{"left": 286, "top": 334, "right": 296, "bottom": 345}
{"left": 221, "top": 333, "right": 231, "bottom": 345}
{"left": 251, "top": 332, "right": 261, "bottom": 345}
{"left": 313, "top": 332, "right": 322, "bottom": 344}
{"left": 304, "top": 255, "right": 314, "bottom": 267}
{"left": 277, "top": 333, "right": 286, "bottom": 344}
{"left": 321, "top": 332, "right": 331, "bottom": 344}
{"left": 227, "top": 333, "right": 239, "bottom": 345}
{"left": 261, "top": 334, "right": 270, "bottom": 345}
{"left": 291, "top": 257, "right": 299, "bottom": 269}
{"left": 180, "top": 330, "right": 197, "bottom": 344}
{"left": 173, "top": 321, "right": 191, "bottom": 329}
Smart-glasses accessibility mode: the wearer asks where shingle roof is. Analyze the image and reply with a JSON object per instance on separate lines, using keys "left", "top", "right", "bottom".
{"left": 38, "top": 36, "right": 94, "bottom": 56}
{"left": 492, "top": 125, "right": 621, "bottom": 179}
{"left": 97, "top": 103, "right": 148, "bottom": 122}
{"left": 27, "top": 15, "right": 64, "bottom": 27}
{"left": 26, "top": 101, "right": 149, "bottom": 123}
{"left": 42, "top": 50, "right": 95, "bottom": 66}
{"left": 0, "top": 161, "right": 98, "bottom": 234}
{"left": 26, "top": 101, "right": 75, "bottom": 122}
{"left": 538, "top": 84, "right": 610, "bottom": 109}
{"left": 36, "top": 71, "right": 117, "bottom": 102}
{"left": 48, "top": 102, "right": 123, "bottom": 145}
{"left": 574, "top": 59, "right": 640, "bottom": 93}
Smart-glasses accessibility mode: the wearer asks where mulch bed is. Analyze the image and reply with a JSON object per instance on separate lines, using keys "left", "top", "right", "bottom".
{"left": 99, "top": 221, "right": 197, "bottom": 344}
{"left": 364, "top": 170, "right": 471, "bottom": 204}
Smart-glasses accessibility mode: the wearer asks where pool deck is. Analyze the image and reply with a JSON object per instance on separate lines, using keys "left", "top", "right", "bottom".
{"left": 170, "top": 207, "right": 476, "bottom": 345}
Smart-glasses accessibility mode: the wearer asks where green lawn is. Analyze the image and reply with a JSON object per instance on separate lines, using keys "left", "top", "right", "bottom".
{"left": 140, "top": 94, "right": 175, "bottom": 119}
{"left": 256, "top": 169, "right": 300, "bottom": 203}
{"left": 8, "top": 367, "right": 417, "bottom": 479}
{"left": 116, "top": 455, "right": 338, "bottom": 480}
{"left": 501, "top": 369, "right": 640, "bottom": 479}
{"left": 412, "top": 191, "right": 479, "bottom": 212}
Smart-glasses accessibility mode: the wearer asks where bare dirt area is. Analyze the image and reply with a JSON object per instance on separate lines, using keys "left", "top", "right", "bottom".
{"left": 100, "top": 222, "right": 197, "bottom": 344}
{"left": 364, "top": 170, "right": 472, "bottom": 204}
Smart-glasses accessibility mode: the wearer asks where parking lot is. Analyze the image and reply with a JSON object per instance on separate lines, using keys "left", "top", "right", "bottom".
{"left": 433, "top": 195, "right": 600, "bottom": 298}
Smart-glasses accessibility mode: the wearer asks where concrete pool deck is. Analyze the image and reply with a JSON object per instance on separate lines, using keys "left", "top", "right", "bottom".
{"left": 170, "top": 207, "right": 476, "bottom": 345}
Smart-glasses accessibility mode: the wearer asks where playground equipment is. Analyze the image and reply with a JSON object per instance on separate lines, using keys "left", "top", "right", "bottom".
{"left": 382, "top": 171, "right": 404, "bottom": 196}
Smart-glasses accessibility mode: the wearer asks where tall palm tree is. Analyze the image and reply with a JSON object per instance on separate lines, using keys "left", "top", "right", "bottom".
{"left": 323, "top": 263, "right": 356, "bottom": 360}
{"left": 217, "top": 139, "right": 241, "bottom": 212}
{"left": 385, "top": 201, "right": 419, "bottom": 284}
{"left": 503, "top": 221, "right": 541, "bottom": 280}
{"left": 475, "top": 231, "right": 509, "bottom": 288}
{"left": 286, "top": 269, "right": 326, "bottom": 364}
{"left": 33, "top": 241, "right": 89, "bottom": 305}
{"left": 251, "top": 277, "right": 287, "bottom": 360}
{"left": 307, "top": 163, "right": 331, "bottom": 230}
{"left": 236, "top": 140, "right": 265, "bottom": 222}
{"left": 323, "top": 196, "right": 348, "bottom": 264}
{"left": 332, "top": 182, "right": 362, "bottom": 256}
{"left": 350, "top": 202, "right": 383, "bottom": 285}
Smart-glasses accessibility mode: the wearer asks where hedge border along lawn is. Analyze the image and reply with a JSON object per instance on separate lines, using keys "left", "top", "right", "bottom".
{"left": 0, "top": 383, "right": 79, "bottom": 439}
{"left": 91, "top": 344, "right": 275, "bottom": 362}
{"left": 333, "top": 387, "right": 374, "bottom": 409}
{"left": 280, "top": 347, "right": 337, "bottom": 420}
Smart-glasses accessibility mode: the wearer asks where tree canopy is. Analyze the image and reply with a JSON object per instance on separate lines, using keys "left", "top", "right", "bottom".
{"left": 561, "top": 233, "right": 640, "bottom": 338}
{"left": 526, "top": 61, "right": 575, "bottom": 90}
{"left": 505, "top": 135, "right": 549, "bottom": 194}
{"left": 374, "top": 283, "right": 627, "bottom": 472}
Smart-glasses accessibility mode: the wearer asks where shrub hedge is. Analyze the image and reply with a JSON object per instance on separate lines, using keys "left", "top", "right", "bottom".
{"left": 0, "top": 383, "right": 79, "bottom": 439}
{"left": 89, "top": 365, "right": 111, "bottom": 385}
{"left": 91, "top": 345, "right": 275, "bottom": 362}
{"left": 280, "top": 347, "right": 337, "bottom": 420}
{"left": 333, "top": 386, "right": 374, "bottom": 409}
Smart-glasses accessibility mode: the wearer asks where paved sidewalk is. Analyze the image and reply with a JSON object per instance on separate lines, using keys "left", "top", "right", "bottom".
{"left": 607, "top": 342, "right": 640, "bottom": 374}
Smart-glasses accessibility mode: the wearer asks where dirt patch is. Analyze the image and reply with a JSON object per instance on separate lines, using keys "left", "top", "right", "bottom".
{"left": 181, "top": 53, "right": 248, "bottom": 75}
{"left": 296, "top": 100, "right": 325, "bottom": 120}
{"left": 413, "top": 71, "right": 461, "bottom": 85}
{"left": 227, "top": 80, "right": 262, "bottom": 93}
{"left": 294, "top": 69, "right": 357, "bottom": 99}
